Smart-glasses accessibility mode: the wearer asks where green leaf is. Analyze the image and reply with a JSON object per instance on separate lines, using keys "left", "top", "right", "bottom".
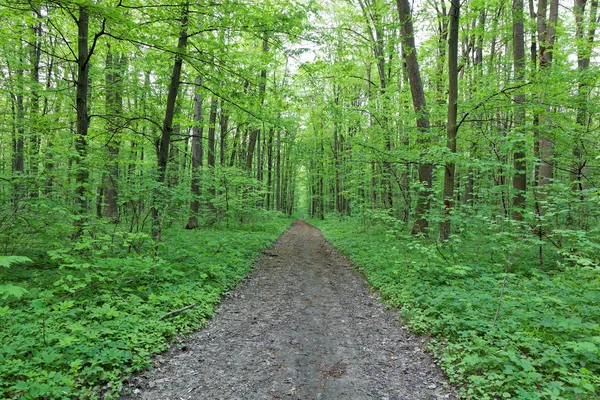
{"left": 0, "top": 284, "right": 28, "bottom": 300}
{"left": 0, "top": 256, "right": 32, "bottom": 268}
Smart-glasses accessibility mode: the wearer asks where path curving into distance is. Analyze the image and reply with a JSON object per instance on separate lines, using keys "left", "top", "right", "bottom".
{"left": 120, "top": 220, "right": 458, "bottom": 400}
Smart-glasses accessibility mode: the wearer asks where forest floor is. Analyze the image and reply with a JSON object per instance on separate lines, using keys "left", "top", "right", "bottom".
{"left": 119, "top": 220, "right": 458, "bottom": 400}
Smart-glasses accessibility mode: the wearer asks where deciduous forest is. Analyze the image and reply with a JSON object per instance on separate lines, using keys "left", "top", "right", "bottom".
{"left": 1, "top": 0, "right": 599, "bottom": 398}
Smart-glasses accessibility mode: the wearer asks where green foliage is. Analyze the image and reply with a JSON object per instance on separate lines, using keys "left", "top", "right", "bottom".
{"left": 0, "top": 256, "right": 31, "bottom": 300}
{"left": 0, "top": 256, "right": 32, "bottom": 268}
{"left": 0, "top": 216, "right": 290, "bottom": 399}
{"left": 313, "top": 216, "right": 600, "bottom": 400}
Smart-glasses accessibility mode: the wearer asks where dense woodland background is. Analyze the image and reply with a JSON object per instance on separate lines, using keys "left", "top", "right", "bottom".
{"left": 1, "top": 0, "right": 600, "bottom": 398}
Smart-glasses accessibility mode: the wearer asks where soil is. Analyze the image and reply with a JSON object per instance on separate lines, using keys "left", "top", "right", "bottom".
{"left": 120, "top": 220, "right": 459, "bottom": 400}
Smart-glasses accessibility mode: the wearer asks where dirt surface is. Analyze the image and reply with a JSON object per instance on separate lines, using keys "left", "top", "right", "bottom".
{"left": 120, "top": 221, "right": 459, "bottom": 400}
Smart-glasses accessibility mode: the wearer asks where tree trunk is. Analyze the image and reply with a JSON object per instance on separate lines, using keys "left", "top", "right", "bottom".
{"left": 186, "top": 76, "right": 204, "bottom": 229}
{"left": 572, "top": 0, "right": 597, "bottom": 194}
{"left": 245, "top": 36, "right": 269, "bottom": 172}
{"left": 512, "top": 0, "right": 527, "bottom": 220}
{"left": 439, "top": 1, "right": 460, "bottom": 242}
{"left": 358, "top": 0, "right": 393, "bottom": 211}
{"left": 333, "top": 120, "right": 343, "bottom": 215}
{"left": 104, "top": 47, "right": 124, "bottom": 221}
{"left": 276, "top": 129, "right": 281, "bottom": 211}
{"left": 11, "top": 66, "right": 25, "bottom": 176}
{"left": 152, "top": 3, "right": 188, "bottom": 242}
{"left": 207, "top": 95, "right": 218, "bottom": 211}
{"left": 29, "top": 13, "right": 43, "bottom": 196}
{"left": 266, "top": 128, "right": 273, "bottom": 210}
{"left": 219, "top": 101, "right": 229, "bottom": 166}
{"left": 74, "top": 6, "right": 91, "bottom": 231}
{"left": 536, "top": 0, "right": 558, "bottom": 188}
{"left": 396, "top": 0, "right": 433, "bottom": 236}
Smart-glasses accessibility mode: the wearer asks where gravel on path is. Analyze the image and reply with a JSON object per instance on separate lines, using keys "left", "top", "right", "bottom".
{"left": 120, "top": 220, "right": 459, "bottom": 400}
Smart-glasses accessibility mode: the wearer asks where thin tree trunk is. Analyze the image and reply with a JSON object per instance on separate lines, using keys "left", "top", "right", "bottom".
{"left": 572, "top": 0, "right": 596, "bottom": 194}
{"left": 12, "top": 66, "right": 25, "bottom": 176}
{"left": 186, "top": 76, "right": 204, "bottom": 229}
{"left": 219, "top": 101, "right": 229, "bottom": 166}
{"left": 439, "top": 0, "right": 460, "bottom": 242}
{"left": 207, "top": 95, "right": 218, "bottom": 211}
{"left": 333, "top": 119, "right": 342, "bottom": 215}
{"left": 537, "top": 0, "right": 558, "bottom": 188}
{"left": 229, "top": 127, "right": 239, "bottom": 167}
{"left": 152, "top": 3, "right": 188, "bottom": 241}
{"left": 276, "top": 129, "right": 281, "bottom": 211}
{"left": 245, "top": 36, "right": 269, "bottom": 172}
{"left": 266, "top": 128, "right": 273, "bottom": 210}
{"left": 29, "top": 13, "right": 43, "bottom": 195}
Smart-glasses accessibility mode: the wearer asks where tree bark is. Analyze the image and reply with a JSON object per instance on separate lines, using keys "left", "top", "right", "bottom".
{"left": 358, "top": 0, "right": 394, "bottom": 211}
{"left": 207, "top": 96, "right": 218, "bottom": 211}
{"left": 245, "top": 36, "right": 269, "bottom": 172}
{"left": 512, "top": 0, "right": 527, "bottom": 220}
{"left": 572, "top": 0, "right": 597, "bottom": 194}
{"left": 219, "top": 100, "right": 229, "bottom": 166}
{"left": 104, "top": 46, "right": 125, "bottom": 221}
{"left": 186, "top": 76, "right": 204, "bottom": 229}
{"left": 74, "top": 6, "right": 91, "bottom": 230}
{"left": 276, "top": 129, "right": 282, "bottom": 211}
{"left": 266, "top": 128, "right": 274, "bottom": 210}
{"left": 152, "top": 3, "right": 188, "bottom": 241}
{"left": 536, "top": 0, "right": 558, "bottom": 188}
{"left": 439, "top": 0, "right": 460, "bottom": 242}
{"left": 396, "top": 0, "right": 433, "bottom": 236}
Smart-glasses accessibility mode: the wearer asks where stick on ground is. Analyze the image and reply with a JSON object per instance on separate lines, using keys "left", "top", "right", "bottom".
{"left": 160, "top": 303, "right": 196, "bottom": 320}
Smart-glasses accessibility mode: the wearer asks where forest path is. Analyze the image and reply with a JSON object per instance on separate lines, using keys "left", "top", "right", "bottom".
{"left": 120, "top": 220, "right": 458, "bottom": 400}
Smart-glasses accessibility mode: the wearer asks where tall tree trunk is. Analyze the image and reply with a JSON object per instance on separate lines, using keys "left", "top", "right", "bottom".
{"left": 333, "top": 119, "right": 343, "bottom": 215}
{"left": 439, "top": 0, "right": 460, "bottom": 242}
{"left": 536, "top": 0, "right": 558, "bottom": 188}
{"left": 11, "top": 65, "right": 25, "bottom": 177}
{"left": 245, "top": 36, "right": 269, "bottom": 172}
{"left": 152, "top": 3, "right": 188, "bottom": 242}
{"left": 207, "top": 96, "right": 217, "bottom": 210}
{"left": 229, "top": 127, "right": 239, "bottom": 167}
{"left": 186, "top": 76, "right": 204, "bottom": 229}
{"left": 572, "top": 0, "right": 597, "bottom": 194}
{"left": 276, "top": 129, "right": 281, "bottom": 211}
{"left": 74, "top": 6, "right": 91, "bottom": 230}
{"left": 266, "top": 128, "right": 273, "bottom": 210}
{"left": 29, "top": 12, "right": 43, "bottom": 196}
{"left": 358, "top": 0, "right": 393, "bottom": 211}
{"left": 219, "top": 100, "right": 229, "bottom": 166}
{"left": 104, "top": 46, "right": 124, "bottom": 221}
{"left": 396, "top": 0, "right": 433, "bottom": 236}
{"left": 257, "top": 129, "right": 262, "bottom": 183}
{"left": 512, "top": 0, "right": 527, "bottom": 220}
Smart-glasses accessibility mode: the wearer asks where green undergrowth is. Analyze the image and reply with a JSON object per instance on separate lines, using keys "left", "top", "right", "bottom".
{"left": 0, "top": 213, "right": 291, "bottom": 399}
{"left": 312, "top": 216, "right": 600, "bottom": 400}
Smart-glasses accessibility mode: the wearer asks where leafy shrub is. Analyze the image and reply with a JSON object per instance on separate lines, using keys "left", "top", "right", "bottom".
{"left": 0, "top": 215, "right": 291, "bottom": 399}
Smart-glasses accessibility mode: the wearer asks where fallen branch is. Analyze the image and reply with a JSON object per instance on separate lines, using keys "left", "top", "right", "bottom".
{"left": 160, "top": 303, "right": 196, "bottom": 320}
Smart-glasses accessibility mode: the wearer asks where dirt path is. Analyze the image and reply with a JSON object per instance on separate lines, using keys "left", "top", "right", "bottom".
{"left": 120, "top": 221, "right": 458, "bottom": 400}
